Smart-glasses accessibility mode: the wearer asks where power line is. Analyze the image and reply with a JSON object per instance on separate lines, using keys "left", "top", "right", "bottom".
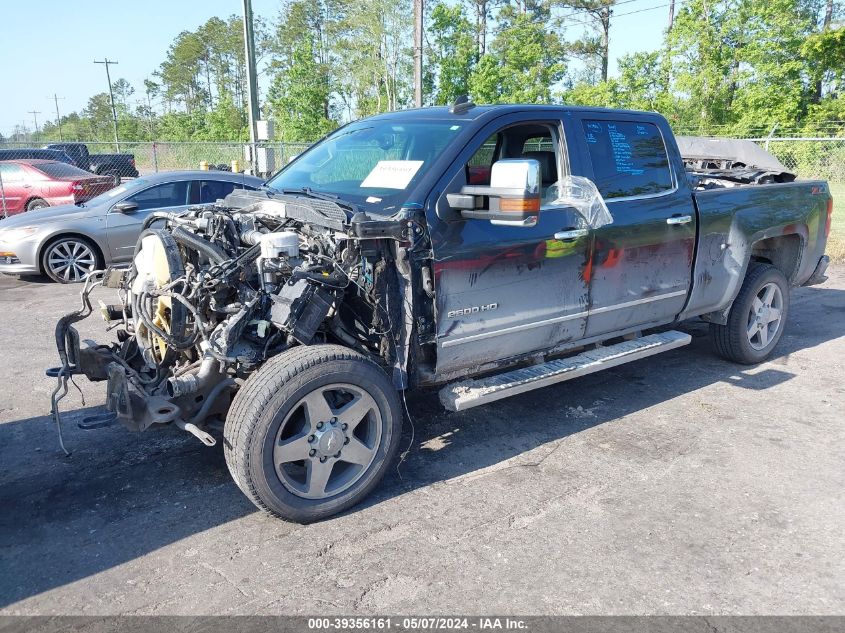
{"left": 480, "top": 0, "right": 685, "bottom": 34}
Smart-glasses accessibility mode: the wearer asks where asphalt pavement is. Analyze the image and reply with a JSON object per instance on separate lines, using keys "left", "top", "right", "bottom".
{"left": 0, "top": 269, "right": 843, "bottom": 615}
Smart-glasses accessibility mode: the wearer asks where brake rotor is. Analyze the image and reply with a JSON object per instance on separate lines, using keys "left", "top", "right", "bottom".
{"left": 131, "top": 229, "right": 188, "bottom": 365}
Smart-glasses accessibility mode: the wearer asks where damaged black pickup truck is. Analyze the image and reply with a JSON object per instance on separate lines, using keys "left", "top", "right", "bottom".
{"left": 51, "top": 102, "right": 833, "bottom": 522}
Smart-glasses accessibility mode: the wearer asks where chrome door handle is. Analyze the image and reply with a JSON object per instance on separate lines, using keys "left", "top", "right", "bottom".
{"left": 554, "top": 228, "right": 589, "bottom": 240}
{"left": 667, "top": 215, "right": 692, "bottom": 225}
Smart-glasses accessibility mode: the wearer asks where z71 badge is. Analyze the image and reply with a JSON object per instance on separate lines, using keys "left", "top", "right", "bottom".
{"left": 447, "top": 303, "right": 499, "bottom": 318}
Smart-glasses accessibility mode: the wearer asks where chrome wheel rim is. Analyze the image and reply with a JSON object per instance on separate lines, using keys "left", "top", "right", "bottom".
{"left": 746, "top": 282, "right": 783, "bottom": 350}
{"left": 273, "top": 383, "right": 382, "bottom": 500}
{"left": 47, "top": 240, "right": 97, "bottom": 282}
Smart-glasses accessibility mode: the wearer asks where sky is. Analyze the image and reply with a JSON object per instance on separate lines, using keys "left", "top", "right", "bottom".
{"left": 0, "top": 0, "right": 674, "bottom": 138}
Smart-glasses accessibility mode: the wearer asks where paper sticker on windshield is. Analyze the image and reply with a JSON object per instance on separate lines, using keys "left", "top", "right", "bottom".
{"left": 360, "top": 160, "right": 423, "bottom": 189}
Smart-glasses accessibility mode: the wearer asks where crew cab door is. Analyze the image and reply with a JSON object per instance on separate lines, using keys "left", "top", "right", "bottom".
{"left": 106, "top": 180, "right": 191, "bottom": 261}
{"left": 428, "top": 115, "right": 592, "bottom": 377}
{"left": 570, "top": 115, "right": 696, "bottom": 337}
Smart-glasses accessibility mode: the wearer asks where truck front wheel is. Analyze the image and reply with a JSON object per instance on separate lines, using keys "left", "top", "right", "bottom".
{"left": 710, "top": 262, "right": 790, "bottom": 364}
{"left": 223, "top": 344, "right": 403, "bottom": 523}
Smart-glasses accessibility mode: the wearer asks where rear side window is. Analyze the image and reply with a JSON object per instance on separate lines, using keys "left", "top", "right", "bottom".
{"left": 32, "top": 163, "right": 92, "bottom": 179}
{"left": 198, "top": 180, "right": 238, "bottom": 203}
{"left": 582, "top": 120, "right": 673, "bottom": 199}
{"left": 125, "top": 181, "right": 190, "bottom": 210}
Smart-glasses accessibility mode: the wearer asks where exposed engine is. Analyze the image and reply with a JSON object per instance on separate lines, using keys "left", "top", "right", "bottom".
{"left": 50, "top": 189, "right": 427, "bottom": 452}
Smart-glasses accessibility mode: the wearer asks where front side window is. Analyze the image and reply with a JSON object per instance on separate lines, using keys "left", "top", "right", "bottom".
{"left": 463, "top": 124, "right": 563, "bottom": 207}
{"left": 0, "top": 164, "right": 25, "bottom": 181}
{"left": 582, "top": 120, "right": 673, "bottom": 199}
{"left": 124, "top": 181, "right": 189, "bottom": 211}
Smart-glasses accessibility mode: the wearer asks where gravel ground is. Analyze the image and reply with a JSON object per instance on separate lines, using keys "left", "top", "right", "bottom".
{"left": 0, "top": 269, "right": 843, "bottom": 615}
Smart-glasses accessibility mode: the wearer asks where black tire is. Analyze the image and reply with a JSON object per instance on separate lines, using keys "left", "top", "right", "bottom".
{"left": 224, "top": 344, "right": 402, "bottom": 523}
{"left": 26, "top": 198, "right": 49, "bottom": 211}
{"left": 710, "top": 262, "right": 789, "bottom": 364}
{"left": 41, "top": 236, "right": 102, "bottom": 283}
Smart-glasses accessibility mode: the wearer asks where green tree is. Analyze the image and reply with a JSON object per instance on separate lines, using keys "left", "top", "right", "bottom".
{"left": 268, "top": 35, "right": 336, "bottom": 142}
{"left": 560, "top": 0, "right": 616, "bottom": 83}
{"left": 667, "top": 0, "right": 818, "bottom": 131}
{"left": 469, "top": 4, "right": 567, "bottom": 103}
{"left": 334, "top": 0, "right": 413, "bottom": 117}
{"left": 427, "top": 2, "right": 477, "bottom": 104}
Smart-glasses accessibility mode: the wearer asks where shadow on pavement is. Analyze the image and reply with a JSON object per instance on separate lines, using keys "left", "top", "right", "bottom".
{"left": 0, "top": 284, "right": 842, "bottom": 607}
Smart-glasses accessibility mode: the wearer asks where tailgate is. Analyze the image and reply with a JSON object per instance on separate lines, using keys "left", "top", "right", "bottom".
{"left": 75, "top": 176, "right": 115, "bottom": 200}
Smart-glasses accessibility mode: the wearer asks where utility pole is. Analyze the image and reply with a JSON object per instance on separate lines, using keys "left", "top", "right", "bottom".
{"left": 242, "top": 0, "right": 260, "bottom": 160}
{"left": 668, "top": 0, "right": 675, "bottom": 29}
{"left": 27, "top": 111, "right": 41, "bottom": 142}
{"left": 94, "top": 58, "right": 121, "bottom": 152}
{"left": 413, "top": 0, "right": 424, "bottom": 107}
{"left": 48, "top": 94, "right": 65, "bottom": 141}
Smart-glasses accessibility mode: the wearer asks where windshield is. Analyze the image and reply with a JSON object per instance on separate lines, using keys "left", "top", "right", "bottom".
{"left": 265, "top": 120, "right": 464, "bottom": 213}
{"left": 82, "top": 177, "right": 151, "bottom": 206}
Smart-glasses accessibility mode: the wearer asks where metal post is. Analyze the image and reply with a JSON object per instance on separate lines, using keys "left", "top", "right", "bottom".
{"left": 413, "top": 0, "right": 424, "bottom": 107}
{"left": 94, "top": 58, "right": 121, "bottom": 152}
{"left": 49, "top": 94, "right": 65, "bottom": 141}
{"left": 242, "top": 0, "right": 260, "bottom": 169}
{"left": 0, "top": 169, "right": 7, "bottom": 219}
{"left": 765, "top": 124, "right": 779, "bottom": 151}
{"left": 152, "top": 142, "right": 159, "bottom": 172}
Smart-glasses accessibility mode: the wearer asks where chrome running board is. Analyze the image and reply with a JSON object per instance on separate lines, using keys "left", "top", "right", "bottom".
{"left": 439, "top": 331, "right": 692, "bottom": 412}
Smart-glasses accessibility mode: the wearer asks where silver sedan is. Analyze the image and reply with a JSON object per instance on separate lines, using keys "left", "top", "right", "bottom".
{"left": 0, "top": 171, "right": 263, "bottom": 282}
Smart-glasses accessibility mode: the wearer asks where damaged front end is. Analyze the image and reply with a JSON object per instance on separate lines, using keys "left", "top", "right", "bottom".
{"left": 49, "top": 189, "right": 427, "bottom": 453}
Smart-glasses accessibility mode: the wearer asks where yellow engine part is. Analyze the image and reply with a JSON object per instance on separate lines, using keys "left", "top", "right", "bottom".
{"left": 132, "top": 233, "right": 179, "bottom": 362}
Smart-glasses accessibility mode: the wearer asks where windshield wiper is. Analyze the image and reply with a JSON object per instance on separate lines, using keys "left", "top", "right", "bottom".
{"left": 279, "top": 187, "right": 338, "bottom": 201}
{"left": 278, "top": 187, "right": 359, "bottom": 214}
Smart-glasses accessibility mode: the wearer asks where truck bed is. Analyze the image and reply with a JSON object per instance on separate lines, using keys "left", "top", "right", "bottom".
{"left": 681, "top": 179, "right": 830, "bottom": 320}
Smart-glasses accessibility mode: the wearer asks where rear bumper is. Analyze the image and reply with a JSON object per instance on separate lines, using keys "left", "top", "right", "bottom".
{"left": 802, "top": 255, "right": 830, "bottom": 287}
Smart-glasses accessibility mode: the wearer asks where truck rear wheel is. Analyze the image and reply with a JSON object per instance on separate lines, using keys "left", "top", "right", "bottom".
{"left": 224, "top": 344, "right": 402, "bottom": 523}
{"left": 710, "top": 262, "right": 789, "bottom": 364}
{"left": 103, "top": 169, "right": 121, "bottom": 186}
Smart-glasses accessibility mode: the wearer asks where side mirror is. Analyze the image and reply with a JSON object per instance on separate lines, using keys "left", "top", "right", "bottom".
{"left": 112, "top": 201, "right": 138, "bottom": 214}
{"left": 448, "top": 159, "right": 541, "bottom": 225}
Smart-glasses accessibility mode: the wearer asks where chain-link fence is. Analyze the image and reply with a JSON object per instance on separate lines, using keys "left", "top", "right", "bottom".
{"left": 0, "top": 140, "right": 313, "bottom": 176}
{"left": 1, "top": 134, "right": 843, "bottom": 254}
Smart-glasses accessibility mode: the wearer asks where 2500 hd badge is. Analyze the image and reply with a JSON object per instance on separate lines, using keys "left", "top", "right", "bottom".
{"left": 447, "top": 303, "right": 499, "bottom": 318}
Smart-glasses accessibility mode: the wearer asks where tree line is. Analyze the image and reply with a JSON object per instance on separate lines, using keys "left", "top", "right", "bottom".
{"left": 5, "top": 0, "right": 844, "bottom": 145}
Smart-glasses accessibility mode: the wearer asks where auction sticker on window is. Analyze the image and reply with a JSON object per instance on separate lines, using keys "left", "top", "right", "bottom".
{"left": 360, "top": 160, "right": 423, "bottom": 189}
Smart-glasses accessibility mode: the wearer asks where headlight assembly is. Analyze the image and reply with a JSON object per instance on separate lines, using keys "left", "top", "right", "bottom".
{"left": 0, "top": 226, "right": 39, "bottom": 242}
